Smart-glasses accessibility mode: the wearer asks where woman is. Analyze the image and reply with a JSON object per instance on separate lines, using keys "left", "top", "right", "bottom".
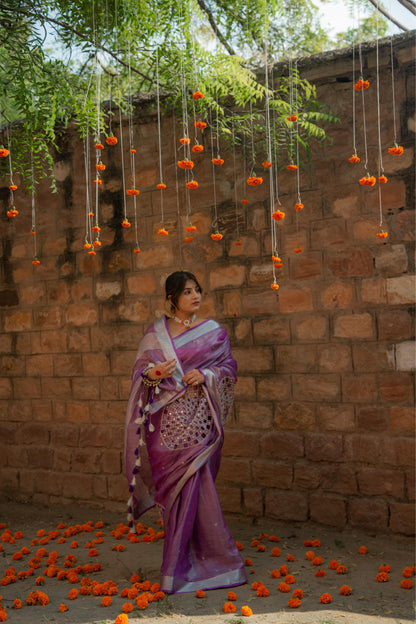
{"left": 124, "top": 270, "right": 247, "bottom": 594}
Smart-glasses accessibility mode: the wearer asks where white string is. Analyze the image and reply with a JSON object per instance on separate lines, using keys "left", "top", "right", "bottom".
{"left": 390, "top": 38, "right": 398, "bottom": 145}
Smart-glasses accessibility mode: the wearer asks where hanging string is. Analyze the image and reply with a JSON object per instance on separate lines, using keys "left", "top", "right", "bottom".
{"left": 351, "top": 10, "right": 358, "bottom": 158}
{"left": 390, "top": 38, "right": 398, "bottom": 146}
{"left": 173, "top": 115, "right": 183, "bottom": 265}
{"left": 83, "top": 124, "right": 93, "bottom": 252}
{"left": 357, "top": 31, "right": 369, "bottom": 172}
{"left": 375, "top": 2, "right": 386, "bottom": 236}
{"left": 231, "top": 120, "right": 241, "bottom": 243}
{"left": 209, "top": 108, "right": 219, "bottom": 235}
{"left": 30, "top": 149, "right": 39, "bottom": 265}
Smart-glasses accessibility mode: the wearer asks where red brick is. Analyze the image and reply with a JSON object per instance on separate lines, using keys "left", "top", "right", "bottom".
{"left": 290, "top": 252, "right": 323, "bottom": 280}
{"left": 118, "top": 300, "right": 149, "bottom": 323}
{"left": 317, "top": 344, "right": 352, "bottom": 372}
{"left": 67, "top": 402, "right": 90, "bottom": 423}
{"left": 257, "top": 376, "right": 291, "bottom": 401}
{"left": 274, "top": 403, "right": 315, "bottom": 430}
{"left": 217, "top": 486, "right": 242, "bottom": 515}
{"left": 243, "top": 488, "right": 263, "bottom": 517}
{"left": 265, "top": 490, "right": 308, "bottom": 521}
{"left": 261, "top": 432, "right": 304, "bottom": 459}
{"left": 252, "top": 460, "right": 293, "bottom": 488}
{"left": 101, "top": 450, "right": 122, "bottom": 475}
{"left": 310, "top": 495, "right": 346, "bottom": 526}
{"left": 71, "top": 278, "right": 94, "bottom": 301}
{"left": 279, "top": 286, "right": 313, "bottom": 313}
{"left": 344, "top": 435, "right": 381, "bottom": 464}
{"left": 135, "top": 245, "right": 174, "bottom": 269}
{"left": 72, "top": 377, "right": 100, "bottom": 400}
{"left": 15, "top": 333, "right": 31, "bottom": 354}
{"left": 66, "top": 303, "right": 98, "bottom": 326}
{"left": 253, "top": 317, "right": 290, "bottom": 344}
{"left": 12, "top": 378, "right": 42, "bottom": 399}
{"left": 0, "top": 355, "right": 25, "bottom": 376}
{"left": 360, "top": 277, "right": 387, "bottom": 304}
{"left": 379, "top": 437, "right": 415, "bottom": 468}
{"left": 92, "top": 475, "right": 108, "bottom": 499}
{"left": 405, "top": 470, "right": 415, "bottom": 501}
{"left": 0, "top": 468, "right": 19, "bottom": 494}
{"left": 71, "top": 449, "right": 102, "bottom": 473}
{"left": 26, "top": 447, "right": 55, "bottom": 470}
{"left": 38, "top": 330, "right": 67, "bottom": 353}
{"left": 83, "top": 353, "right": 110, "bottom": 376}
{"left": 305, "top": 433, "right": 343, "bottom": 462}
{"left": 310, "top": 219, "right": 347, "bottom": 248}
{"left": 100, "top": 376, "right": 120, "bottom": 400}
{"left": 241, "top": 290, "right": 280, "bottom": 315}
{"left": 4, "top": 311, "right": 32, "bottom": 332}
{"left": 377, "top": 309, "right": 414, "bottom": 341}
{"left": 389, "top": 503, "right": 415, "bottom": 536}
{"left": 378, "top": 373, "right": 413, "bottom": 402}
{"left": 320, "top": 466, "right": 358, "bottom": 495}
{"left": 217, "top": 458, "right": 251, "bottom": 485}
{"left": 95, "top": 280, "right": 122, "bottom": 300}
{"left": 0, "top": 378, "right": 12, "bottom": 399}
{"left": 387, "top": 275, "right": 416, "bottom": 305}
{"left": 68, "top": 327, "right": 91, "bottom": 352}
{"left": 276, "top": 345, "right": 317, "bottom": 373}
{"left": 352, "top": 216, "right": 387, "bottom": 241}
{"left": 293, "top": 374, "right": 340, "bottom": 401}
{"left": 234, "top": 377, "right": 256, "bottom": 401}
{"left": 16, "top": 423, "right": 50, "bottom": 445}
{"left": 223, "top": 432, "right": 260, "bottom": 458}
{"left": 334, "top": 313, "right": 374, "bottom": 339}
{"left": 34, "top": 307, "right": 62, "bottom": 330}
{"left": 41, "top": 377, "right": 71, "bottom": 398}
{"left": 126, "top": 273, "right": 157, "bottom": 295}
{"left": 20, "top": 284, "right": 46, "bottom": 304}
{"left": 111, "top": 351, "right": 137, "bottom": 376}
{"left": 222, "top": 290, "right": 241, "bottom": 316}
{"left": 357, "top": 467, "right": 404, "bottom": 497}
{"left": 348, "top": 499, "right": 388, "bottom": 533}
{"left": 294, "top": 464, "right": 321, "bottom": 490}
{"left": 6, "top": 446, "right": 28, "bottom": 468}
{"left": 8, "top": 400, "right": 32, "bottom": 421}
{"left": 233, "top": 347, "right": 273, "bottom": 374}
{"left": 238, "top": 402, "right": 273, "bottom": 430}
{"left": 53, "top": 449, "right": 71, "bottom": 472}
{"left": 234, "top": 319, "right": 252, "bottom": 343}
{"left": 249, "top": 263, "right": 277, "bottom": 285}
{"left": 293, "top": 315, "right": 328, "bottom": 342}
{"left": 210, "top": 265, "right": 246, "bottom": 289}
{"left": 390, "top": 407, "right": 415, "bottom": 433}
{"left": 375, "top": 244, "right": 408, "bottom": 275}
{"left": 328, "top": 249, "right": 373, "bottom": 278}
{"left": 26, "top": 354, "right": 53, "bottom": 376}
{"left": 61, "top": 474, "right": 94, "bottom": 499}
{"left": 356, "top": 406, "right": 389, "bottom": 431}
{"left": 321, "top": 280, "right": 354, "bottom": 309}
{"left": 228, "top": 236, "right": 259, "bottom": 257}
{"left": 342, "top": 374, "right": 378, "bottom": 403}
{"left": 0, "top": 334, "right": 12, "bottom": 353}
{"left": 50, "top": 425, "right": 79, "bottom": 447}
{"left": 352, "top": 343, "right": 394, "bottom": 372}
{"left": 54, "top": 354, "right": 83, "bottom": 376}
{"left": 79, "top": 424, "right": 114, "bottom": 448}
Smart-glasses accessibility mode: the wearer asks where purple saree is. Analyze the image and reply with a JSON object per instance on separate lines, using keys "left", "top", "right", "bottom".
{"left": 124, "top": 315, "right": 247, "bottom": 594}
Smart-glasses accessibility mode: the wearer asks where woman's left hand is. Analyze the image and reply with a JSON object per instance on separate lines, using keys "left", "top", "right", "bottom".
{"left": 183, "top": 369, "right": 204, "bottom": 386}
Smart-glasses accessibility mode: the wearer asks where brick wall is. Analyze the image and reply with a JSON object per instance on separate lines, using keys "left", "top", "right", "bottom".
{"left": 0, "top": 33, "right": 414, "bottom": 535}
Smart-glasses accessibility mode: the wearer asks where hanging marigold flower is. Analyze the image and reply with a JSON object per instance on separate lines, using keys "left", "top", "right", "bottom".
{"left": 177, "top": 159, "right": 194, "bottom": 169}
{"left": 157, "top": 183, "right": 166, "bottom": 190}
{"left": 247, "top": 176, "right": 263, "bottom": 186}
{"left": 359, "top": 174, "right": 376, "bottom": 186}
{"left": 235, "top": 240, "right": 242, "bottom": 246}
{"left": 339, "top": 585, "right": 352, "bottom": 595}
{"left": 286, "top": 163, "right": 297, "bottom": 171}
{"left": 377, "top": 230, "right": 388, "bottom": 239}
{"left": 223, "top": 601, "right": 236, "bottom": 613}
{"left": 7, "top": 208, "right": 18, "bottom": 217}
{"left": 294, "top": 202, "right": 304, "bottom": 211}
{"left": 180, "top": 137, "right": 190, "bottom": 145}
{"left": 241, "top": 199, "right": 249, "bottom": 204}
{"left": 9, "top": 184, "right": 17, "bottom": 191}
{"left": 354, "top": 78, "right": 370, "bottom": 91}
{"left": 379, "top": 175, "right": 388, "bottom": 183}
{"left": 294, "top": 246, "right": 303, "bottom": 253}
{"left": 32, "top": 258, "right": 40, "bottom": 266}
{"left": 158, "top": 228, "right": 169, "bottom": 236}
{"left": 388, "top": 144, "right": 403, "bottom": 155}
{"left": 211, "top": 231, "right": 223, "bottom": 241}
{"left": 241, "top": 605, "right": 253, "bottom": 616}
{"left": 94, "top": 143, "right": 104, "bottom": 150}
{"left": 376, "top": 572, "right": 389, "bottom": 582}
{"left": 134, "top": 247, "right": 141, "bottom": 253}
{"left": 358, "top": 546, "right": 367, "bottom": 554}
{"left": 130, "top": 148, "right": 136, "bottom": 153}
{"left": 186, "top": 180, "right": 198, "bottom": 189}
{"left": 212, "top": 157, "right": 224, "bottom": 165}
{"left": 106, "top": 135, "right": 118, "bottom": 145}
{"left": 274, "top": 260, "right": 283, "bottom": 269}
{"left": 122, "top": 219, "right": 131, "bottom": 228}
{"left": 192, "top": 90, "right": 204, "bottom": 100}
{"left": 93, "top": 240, "right": 101, "bottom": 248}
{"left": 262, "top": 160, "right": 272, "bottom": 168}
{"left": 126, "top": 188, "right": 140, "bottom": 196}
{"left": 348, "top": 154, "right": 360, "bottom": 163}
{"left": 287, "top": 114, "right": 298, "bottom": 122}
{"left": 94, "top": 178, "right": 102, "bottom": 185}
{"left": 400, "top": 579, "right": 413, "bottom": 589}
{"left": 272, "top": 210, "right": 285, "bottom": 221}
{"left": 320, "top": 593, "right": 333, "bottom": 604}
{"left": 270, "top": 281, "right": 279, "bottom": 291}
{"left": 88, "top": 250, "right": 96, "bottom": 256}
{"left": 96, "top": 162, "right": 106, "bottom": 171}
{"left": 92, "top": 224, "right": 100, "bottom": 232}
{"left": 184, "top": 236, "right": 193, "bottom": 243}
{"left": 288, "top": 597, "right": 301, "bottom": 608}
{"left": 0, "top": 148, "right": 10, "bottom": 157}
{"left": 192, "top": 144, "right": 204, "bottom": 153}
{"left": 195, "top": 121, "right": 207, "bottom": 129}
{"left": 185, "top": 224, "right": 196, "bottom": 232}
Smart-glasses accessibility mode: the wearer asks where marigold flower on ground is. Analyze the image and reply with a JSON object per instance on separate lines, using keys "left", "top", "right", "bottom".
{"left": 320, "top": 592, "right": 333, "bottom": 604}
{"left": 337, "top": 565, "right": 347, "bottom": 574}
{"left": 241, "top": 605, "right": 253, "bottom": 616}
{"left": 13, "top": 599, "right": 22, "bottom": 609}
{"left": 116, "top": 614, "right": 129, "bottom": 624}
{"left": 35, "top": 576, "right": 45, "bottom": 585}
{"left": 245, "top": 558, "right": 253, "bottom": 566}
{"left": 305, "top": 551, "right": 315, "bottom": 560}
{"left": 329, "top": 560, "right": 339, "bottom": 570}
{"left": 400, "top": 579, "right": 413, "bottom": 589}
{"left": 348, "top": 154, "right": 360, "bottom": 163}
{"left": 315, "top": 569, "right": 326, "bottom": 577}
{"left": 388, "top": 145, "right": 403, "bottom": 155}
{"left": 288, "top": 597, "right": 301, "bottom": 608}
{"left": 195, "top": 590, "right": 205, "bottom": 598}
{"left": 271, "top": 569, "right": 281, "bottom": 578}
{"left": 235, "top": 541, "right": 244, "bottom": 550}
{"left": 247, "top": 176, "right": 263, "bottom": 186}
{"left": 303, "top": 539, "right": 312, "bottom": 546}
{"left": 376, "top": 572, "right": 389, "bottom": 582}
{"left": 59, "top": 603, "right": 68, "bottom": 612}
{"left": 269, "top": 535, "right": 279, "bottom": 542}
{"left": 257, "top": 585, "right": 270, "bottom": 597}
{"left": 340, "top": 584, "right": 352, "bottom": 595}
{"left": 379, "top": 564, "right": 391, "bottom": 573}
{"left": 227, "top": 591, "right": 237, "bottom": 600}
{"left": 68, "top": 589, "right": 78, "bottom": 599}
{"left": 271, "top": 547, "right": 281, "bottom": 557}
{"left": 122, "top": 601, "right": 134, "bottom": 612}
{"left": 402, "top": 567, "right": 413, "bottom": 578}
{"left": 101, "top": 596, "right": 112, "bottom": 606}
{"left": 279, "top": 565, "right": 288, "bottom": 576}
{"left": 292, "top": 588, "right": 303, "bottom": 598}
{"left": 257, "top": 544, "right": 266, "bottom": 552}
{"left": 285, "top": 575, "right": 295, "bottom": 584}
{"left": 136, "top": 595, "right": 148, "bottom": 609}
{"left": 358, "top": 546, "right": 367, "bottom": 554}
{"left": 278, "top": 582, "right": 291, "bottom": 593}
{"left": 223, "top": 601, "right": 236, "bottom": 612}
{"left": 287, "top": 554, "right": 295, "bottom": 562}
{"left": 312, "top": 556, "right": 323, "bottom": 566}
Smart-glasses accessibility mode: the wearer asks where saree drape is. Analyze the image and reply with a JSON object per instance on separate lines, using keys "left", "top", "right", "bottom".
{"left": 124, "top": 315, "right": 247, "bottom": 593}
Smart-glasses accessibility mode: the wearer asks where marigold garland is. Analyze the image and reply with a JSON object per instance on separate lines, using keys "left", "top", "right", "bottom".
{"left": 96, "top": 162, "right": 105, "bottom": 171}
{"left": 9, "top": 184, "right": 17, "bottom": 191}
{"left": 241, "top": 199, "right": 249, "bottom": 204}
{"left": 122, "top": 219, "right": 131, "bottom": 228}
{"left": 294, "top": 246, "right": 303, "bottom": 253}
{"left": 0, "top": 148, "right": 10, "bottom": 157}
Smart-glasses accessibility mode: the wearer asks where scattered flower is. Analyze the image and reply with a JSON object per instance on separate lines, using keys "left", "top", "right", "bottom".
{"left": 288, "top": 597, "right": 301, "bottom": 608}
{"left": 340, "top": 584, "right": 352, "bottom": 595}
{"left": 223, "top": 601, "right": 236, "bottom": 613}
{"left": 195, "top": 589, "right": 205, "bottom": 598}
{"left": 376, "top": 572, "right": 389, "bottom": 582}
{"left": 358, "top": 546, "right": 367, "bottom": 554}
{"left": 320, "top": 592, "right": 333, "bottom": 604}
{"left": 400, "top": 579, "right": 413, "bottom": 589}
{"left": 241, "top": 605, "right": 253, "bottom": 616}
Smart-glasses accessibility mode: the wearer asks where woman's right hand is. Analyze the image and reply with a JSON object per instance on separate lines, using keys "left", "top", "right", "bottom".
{"left": 147, "top": 359, "right": 177, "bottom": 380}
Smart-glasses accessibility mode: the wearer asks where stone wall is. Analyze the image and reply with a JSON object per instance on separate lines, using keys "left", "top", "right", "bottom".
{"left": 0, "top": 33, "right": 414, "bottom": 535}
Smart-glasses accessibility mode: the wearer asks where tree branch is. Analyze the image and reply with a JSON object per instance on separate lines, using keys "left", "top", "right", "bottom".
{"left": 366, "top": 0, "right": 409, "bottom": 31}
{"left": 0, "top": 3, "right": 154, "bottom": 82}
{"left": 195, "top": 0, "right": 236, "bottom": 55}
{"left": 396, "top": 0, "right": 416, "bottom": 16}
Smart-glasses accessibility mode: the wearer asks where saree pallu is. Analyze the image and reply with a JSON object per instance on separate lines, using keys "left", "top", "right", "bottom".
{"left": 124, "top": 315, "right": 247, "bottom": 593}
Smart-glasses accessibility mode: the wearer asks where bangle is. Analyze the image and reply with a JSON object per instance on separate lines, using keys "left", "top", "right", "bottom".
{"left": 143, "top": 376, "right": 161, "bottom": 387}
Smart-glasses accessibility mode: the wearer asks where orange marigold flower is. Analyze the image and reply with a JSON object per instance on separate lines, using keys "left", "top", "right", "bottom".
{"left": 286, "top": 163, "right": 297, "bottom": 171}
{"left": 359, "top": 174, "right": 376, "bottom": 186}
{"left": 106, "top": 135, "right": 118, "bottom": 145}
{"left": 402, "top": 567, "right": 413, "bottom": 578}
{"left": 223, "top": 601, "right": 236, "bottom": 613}
{"left": 285, "top": 575, "right": 295, "bottom": 584}
{"left": 94, "top": 178, "right": 102, "bottom": 185}
{"left": 235, "top": 240, "right": 242, "bottom": 246}
{"left": 348, "top": 154, "right": 360, "bottom": 163}
{"left": 134, "top": 247, "right": 141, "bottom": 253}
{"left": 12, "top": 552, "right": 22, "bottom": 560}
{"left": 195, "top": 590, "right": 205, "bottom": 598}
{"left": 192, "top": 144, "right": 204, "bottom": 153}
{"left": 241, "top": 198, "right": 249, "bottom": 204}
{"left": 68, "top": 589, "right": 78, "bottom": 600}
{"left": 292, "top": 588, "right": 303, "bottom": 598}
{"left": 212, "top": 157, "right": 224, "bottom": 165}
{"left": 185, "top": 224, "right": 197, "bottom": 232}
{"left": 241, "top": 605, "right": 253, "bottom": 616}
{"left": 88, "top": 250, "right": 96, "bottom": 256}
{"left": 101, "top": 596, "right": 112, "bottom": 606}
{"left": 279, "top": 565, "right": 288, "bottom": 576}
{"left": 96, "top": 162, "right": 105, "bottom": 171}
{"left": 278, "top": 582, "right": 291, "bottom": 593}
{"left": 269, "top": 535, "right": 279, "bottom": 542}
{"left": 117, "top": 614, "right": 130, "bottom": 623}
{"left": 262, "top": 160, "right": 272, "bottom": 168}
{"left": 130, "top": 148, "right": 136, "bottom": 153}
{"left": 305, "top": 551, "right": 315, "bottom": 561}
{"left": 0, "top": 148, "right": 10, "bottom": 157}
{"left": 294, "top": 202, "right": 304, "bottom": 211}
{"left": 287, "top": 114, "right": 298, "bottom": 122}
{"left": 227, "top": 591, "right": 237, "bottom": 601}
{"left": 157, "top": 183, "right": 166, "bottom": 189}
{"left": 312, "top": 556, "right": 323, "bottom": 566}
{"left": 303, "top": 539, "right": 313, "bottom": 546}
{"left": 235, "top": 541, "right": 244, "bottom": 550}
{"left": 70, "top": 541, "right": 78, "bottom": 548}
{"left": 337, "top": 565, "right": 347, "bottom": 574}
{"left": 257, "top": 544, "right": 266, "bottom": 552}
{"left": 294, "top": 246, "right": 303, "bottom": 253}
{"left": 91, "top": 224, "right": 101, "bottom": 232}
{"left": 256, "top": 585, "right": 270, "bottom": 597}
{"left": 247, "top": 176, "right": 263, "bottom": 186}
{"left": 158, "top": 228, "right": 169, "bottom": 236}
{"left": 272, "top": 210, "right": 285, "bottom": 221}
{"left": 271, "top": 569, "right": 281, "bottom": 578}
{"left": 177, "top": 159, "right": 194, "bottom": 169}
{"left": 320, "top": 592, "right": 333, "bottom": 604}
{"left": 136, "top": 595, "right": 148, "bottom": 609}
{"left": 388, "top": 144, "right": 403, "bottom": 155}
{"left": 180, "top": 137, "right": 190, "bottom": 145}
{"left": 195, "top": 121, "right": 207, "bottom": 129}
{"left": 122, "top": 219, "right": 131, "bottom": 228}
{"left": 354, "top": 78, "right": 370, "bottom": 91}
{"left": 245, "top": 558, "right": 253, "bottom": 566}
{"left": 288, "top": 597, "right": 301, "bottom": 608}
{"left": 358, "top": 546, "right": 367, "bottom": 554}
{"left": 9, "top": 184, "right": 17, "bottom": 191}
{"left": 95, "top": 143, "right": 104, "bottom": 150}
{"left": 315, "top": 569, "right": 326, "bottom": 577}
{"left": 400, "top": 579, "right": 413, "bottom": 589}
{"left": 376, "top": 572, "right": 389, "bottom": 582}
{"left": 313, "top": 539, "right": 321, "bottom": 547}
{"left": 271, "top": 547, "right": 281, "bottom": 557}
{"left": 184, "top": 236, "right": 193, "bottom": 243}
{"left": 186, "top": 180, "right": 198, "bottom": 189}
{"left": 211, "top": 232, "right": 223, "bottom": 241}
{"left": 379, "top": 175, "right": 388, "bottom": 183}
{"left": 329, "top": 560, "right": 339, "bottom": 570}
{"left": 88, "top": 548, "right": 98, "bottom": 557}
{"left": 377, "top": 230, "right": 388, "bottom": 238}
{"left": 192, "top": 90, "right": 204, "bottom": 100}
{"left": 287, "top": 554, "right": 295, "bottom": 562}
{"left": 379, "top": 565, "right": 391, "bottom": 573}
{"left": 59, "top": 603, "right": 68, "bottom": 612}
{"left": 126, "top": 188, "right": 140, "bottom": 196}
{"left": 33, "top": 256, "right": 41, "bottom": 265}
{"left": 340, "top": 584, "right": 352, "bottom": 595}
{"left": 35, "top": 576, "right": 45, "bottom": 585}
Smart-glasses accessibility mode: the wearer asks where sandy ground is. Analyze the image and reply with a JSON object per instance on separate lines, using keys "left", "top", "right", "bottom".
{"left": 0, "top": 501, "right": 414, "bottom": 624}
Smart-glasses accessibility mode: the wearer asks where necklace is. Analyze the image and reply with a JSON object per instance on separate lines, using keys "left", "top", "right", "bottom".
{"left": 173, "top": 314, "right": 196, "bottom": 328}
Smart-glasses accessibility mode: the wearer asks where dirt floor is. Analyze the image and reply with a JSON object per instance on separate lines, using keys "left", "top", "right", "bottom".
{"left": 0, "top": 501, "right": 414, "bottom": 624}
